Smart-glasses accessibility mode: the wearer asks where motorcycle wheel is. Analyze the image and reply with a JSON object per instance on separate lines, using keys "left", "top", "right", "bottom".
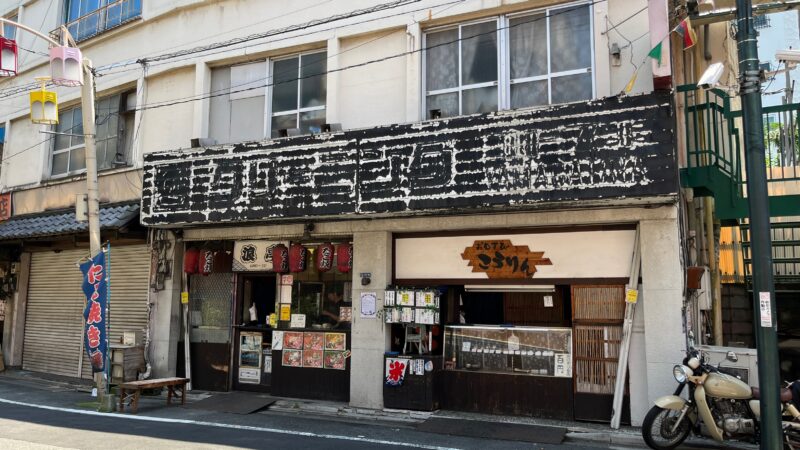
{"left": 642, "top": 405, "right": 691, "bottom": 450}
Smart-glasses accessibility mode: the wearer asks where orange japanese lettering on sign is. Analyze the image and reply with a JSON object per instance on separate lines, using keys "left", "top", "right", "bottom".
{"left": 461, "top": 239, "right": 552, "bottom": 279}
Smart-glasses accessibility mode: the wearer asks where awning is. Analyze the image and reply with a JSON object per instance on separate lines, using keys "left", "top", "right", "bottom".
{"left": 0, "top": 202, "right": 139, "bottom": 241}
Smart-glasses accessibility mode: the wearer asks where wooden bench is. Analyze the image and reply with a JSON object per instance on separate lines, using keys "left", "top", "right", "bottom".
{"left": 118, "top": 377, "right": 189, "bottom": 414}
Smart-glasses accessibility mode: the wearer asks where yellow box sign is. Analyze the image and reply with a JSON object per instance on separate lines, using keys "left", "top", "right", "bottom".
{"left": 625, "top": 288, "right": 639, "bottom": 304}
{"left": 180, "top": 291, "right": 189, "bottom": 304}
{"left": 280, "top": 304, "right": 291, "bottom": 321}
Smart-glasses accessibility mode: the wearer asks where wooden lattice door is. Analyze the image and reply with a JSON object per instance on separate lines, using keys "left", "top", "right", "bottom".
{"left": 571, "top": 285, "right": 629, "bottom": 423}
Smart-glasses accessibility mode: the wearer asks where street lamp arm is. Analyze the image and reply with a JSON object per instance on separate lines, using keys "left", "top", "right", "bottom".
{"left": 0, "top": 17, "right": 61, "bottom": 47}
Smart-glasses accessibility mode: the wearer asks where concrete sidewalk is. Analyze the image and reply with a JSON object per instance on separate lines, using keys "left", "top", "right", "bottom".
{"left": 0, "top": 369, "right": 752, "bottom": 449}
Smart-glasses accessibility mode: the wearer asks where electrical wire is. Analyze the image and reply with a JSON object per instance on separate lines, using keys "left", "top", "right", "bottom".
{"left": 97, "top": 0, "right": 422, "bottom": 71}
{"left": 95, "top": 0, "right": 335, "bottom": 72}
{"left": 95, "top": 0, "right": 468, "bottom": 78}
{"left": 132, "top": 0, "right": 605, "bottom": 112}
{"left": 1, "top": 0, "right": 600, "bottom": 163}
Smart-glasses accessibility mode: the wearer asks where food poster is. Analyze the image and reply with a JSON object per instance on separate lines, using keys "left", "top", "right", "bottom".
{"left": 282, "top": 349, "right": 303, "bottom": 367}
{"left": 303, "top": 332, "right": 324, "bottom": 350}
{"left": 324, "top": 332, "right": 346, "bottom": 351}
{"left": 303, "top": 349, "right": 323, "bottom": 368}
{"left": 323, "top": 351, "right": 346, "bottom": 370}
{"left": 283, "top": 331, "right": 304, "bottom": 350}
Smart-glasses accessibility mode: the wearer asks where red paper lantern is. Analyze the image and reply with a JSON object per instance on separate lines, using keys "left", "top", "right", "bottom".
{"left": 336, "top": 243, "right": 353, "bottom": 273}
{"left": 289, "top": 243, "right": 307, "bottom": 273}
{"left": 183, "top": 247, "right": 199, "bottom": 274}
{"left": 316, "top": 242, "right": 335, "bottom": 272}
{"left": 200, "top": 249, "right": 214, "bottom": 276}
{"left": 271, "top": 244, "right": 289, "bottom": 273}
{"left": 0, "top": 38, "right": 18, "bottom": 77}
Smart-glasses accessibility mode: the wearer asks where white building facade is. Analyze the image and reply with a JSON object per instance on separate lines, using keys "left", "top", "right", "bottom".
{"left": 0, "top": 0, "right": 692, "bottom": 425}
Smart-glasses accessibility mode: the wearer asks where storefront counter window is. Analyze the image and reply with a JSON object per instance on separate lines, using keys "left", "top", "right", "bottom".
{"left": 444, "top": 325, "right": 572, "bottom": 377}
{"left": 280, "top": 244, "right": 353, "bottom": 330}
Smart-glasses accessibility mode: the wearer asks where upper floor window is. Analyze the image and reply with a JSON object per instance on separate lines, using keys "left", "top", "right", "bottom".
{"left": 65, "top": 0, "right": 142, "bottom": 42}
{"left": 3, "top": 14, "right": 17, "bottom": 40}
{"left": 424, "top": 2, "right": 593, "bottom": 119}
{"left": 51, "top": 91, "right": 135, "bottom": 177}
{"left": 208, "top": 51, "right": 327, "bottom": 145}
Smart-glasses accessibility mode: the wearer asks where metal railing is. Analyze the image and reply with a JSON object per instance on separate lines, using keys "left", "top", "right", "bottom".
{"left": 62, "top": 0, "right": 142, "bottom": 42}
{"left": 741, "top": 222, "right": 800, "bottom": 283}
{"left": 679, "top": 83, "right": 800, "bottom": 192}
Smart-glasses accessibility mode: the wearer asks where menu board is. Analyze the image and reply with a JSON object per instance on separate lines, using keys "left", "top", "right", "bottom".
{"left": 280, "top": 331, "right": 349, "bottom": 370}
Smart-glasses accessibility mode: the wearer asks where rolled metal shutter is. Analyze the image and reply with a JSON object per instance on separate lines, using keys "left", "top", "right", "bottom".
{"left": 23, "top": 249, "right": 87, "bottom": 378}
{"left": 23, "top": 245, "right": 151, "bottom": 380}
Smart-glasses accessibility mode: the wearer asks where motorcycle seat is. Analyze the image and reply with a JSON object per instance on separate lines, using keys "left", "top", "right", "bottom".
{"left": 751, "top": 386, "right": 793, "bottom": 402}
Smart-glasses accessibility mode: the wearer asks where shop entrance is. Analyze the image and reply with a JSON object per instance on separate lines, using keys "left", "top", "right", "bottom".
{"left": 571, "top": 285, "right": 630, "bottom": 423}
{"left": 434, "top": 285, "right": 575, "bottom": 419}
{"left": 232, "top": 274, "right": 276, "bottom": 391}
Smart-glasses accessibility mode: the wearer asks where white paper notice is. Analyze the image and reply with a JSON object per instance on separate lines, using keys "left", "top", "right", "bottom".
{"left": 290, "top": 314, "right": 306, "bottom": 328}
{"left": 272, "top": 331, "right": 284, "bottom": 350}
{"left": 554, "top": 353, "right": 572, "bottom": 377}
{"left": 360, "top": 292, "right": 377, "bottom": 319}
{"left": 280, "top": 285, "right": 292, "bottom": 304}
{"left": 543, "top": 296, "right": 553, "bottom": 307}
{"left": 507, "top": 334, "right": 520, "bottom": 352}
{"left": 759, "top": 292, "right": 773, "bottom": 327}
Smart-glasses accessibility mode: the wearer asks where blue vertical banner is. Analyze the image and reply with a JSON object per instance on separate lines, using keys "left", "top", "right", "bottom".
{"left": 80, "top": 251, "right": 108, "bottom": 373}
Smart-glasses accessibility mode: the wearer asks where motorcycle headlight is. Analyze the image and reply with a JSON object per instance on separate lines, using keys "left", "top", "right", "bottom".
{"left": 673, "top": 364, "right": 692, "bottom": 383}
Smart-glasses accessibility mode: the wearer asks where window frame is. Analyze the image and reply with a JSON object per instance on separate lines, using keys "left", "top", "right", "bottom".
{"left": 267, "top": 49, "right": 327, "bottom": 138}
{"left": 50, "top": 91, "right": 133, "bottom": 178}
{"left": 51, "top": 107, "right": 86, "bottom": 178}
{"left": 421, "top": 0, "right": 595, "bottom": 119}
{"left": 2, "top": 14, "right": 17, "bottom": 40}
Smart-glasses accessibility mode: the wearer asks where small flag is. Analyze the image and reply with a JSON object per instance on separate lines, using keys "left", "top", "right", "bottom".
{"left": 648, "top": 42, "right": 663, "bottom": 66}
{"left": 674, "top": 18, "right": 697, "bottom": 50}
{"left": 624, "top": 71, "right": 638, "bottom": 94}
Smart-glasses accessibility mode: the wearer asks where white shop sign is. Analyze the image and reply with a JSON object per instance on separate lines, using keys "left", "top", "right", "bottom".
{"left": 395, "top": 230, "right": 636, "bottom": 280}
{"left": 233, "top": 240, "right": 288, "bottom": 272}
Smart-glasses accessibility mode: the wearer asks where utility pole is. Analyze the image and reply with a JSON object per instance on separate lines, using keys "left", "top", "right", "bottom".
{"left": 80, "top": 59, "right": 107, "bottom": 404}
{"left": 734, "top": 1, "right": 782, "bottom": 448}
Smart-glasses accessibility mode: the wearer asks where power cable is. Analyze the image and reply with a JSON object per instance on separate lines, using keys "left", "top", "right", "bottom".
{"left": 97, "top": 0, "right": 422, "bottom": 71}
{"left": 132, "top": 0, "right": 604, "bottom": 112}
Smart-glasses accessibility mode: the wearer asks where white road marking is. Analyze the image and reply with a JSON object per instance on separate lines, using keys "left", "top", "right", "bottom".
{"left": 0, "top": 397, "right": 460, "bottom": 450}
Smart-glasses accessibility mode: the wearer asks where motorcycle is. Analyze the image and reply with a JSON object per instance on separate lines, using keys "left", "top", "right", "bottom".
{"left": 642, "top": 348, "right": 800, "bottom": 449}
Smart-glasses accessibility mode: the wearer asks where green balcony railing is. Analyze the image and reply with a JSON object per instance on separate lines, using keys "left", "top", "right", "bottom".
{"left": 678, "top": 83, "right": 800, "bottom": 219}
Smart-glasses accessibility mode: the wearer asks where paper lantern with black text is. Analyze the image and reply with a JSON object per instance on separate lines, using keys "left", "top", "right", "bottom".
{"left": 200, "top": 249, "right": 214, "bottom": 276}
{"left": 289, "top": 243, "right": 307, "bottom": 273}
{"left": 316, "top": 242, "right": 334, "bottom": 272}
{"left": 183, "top": 247, "right": 199, "bottom": 274}
{"left": 271, "top": 244, "right": 289, "bottom": 273}
{"left": 336, "top": 243, "right": 353, "bottom": 273}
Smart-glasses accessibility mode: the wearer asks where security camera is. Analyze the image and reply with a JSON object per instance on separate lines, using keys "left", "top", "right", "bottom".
{"left": 697, "top": 62, "right": 724, "bottom": 88}
{"left": 776, "top": 49, "right": 800, "bottom": 63}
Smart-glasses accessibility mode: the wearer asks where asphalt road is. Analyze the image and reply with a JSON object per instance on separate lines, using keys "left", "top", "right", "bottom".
{"left": 0, "top": 399, "right": 621, "bottom": 450}
{"left": 0, "top": 376, "right": 745, "bottom": 450}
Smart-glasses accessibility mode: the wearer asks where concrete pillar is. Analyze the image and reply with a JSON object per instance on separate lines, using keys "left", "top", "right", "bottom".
{"left": 349, "top": 231, "right": 392, "bottom": 410}
{"left": 405, "top": 22, "right": 422, "bottom": 123}
{"left": 6, "top": 252, "right": 30, "bottom": 367}
{"left": 326, "top": 37, "right": 341, "bottom": 125}
{"left": 636, "top": 217, "right": 686, "bottom": 423}
{"left": 148, "top": 236, "right": 183, "bottom": 378}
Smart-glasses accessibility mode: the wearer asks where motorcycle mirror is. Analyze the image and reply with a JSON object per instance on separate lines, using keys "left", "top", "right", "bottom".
{"left": 726, "top": 351, "right": 738, "bottom": 363}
